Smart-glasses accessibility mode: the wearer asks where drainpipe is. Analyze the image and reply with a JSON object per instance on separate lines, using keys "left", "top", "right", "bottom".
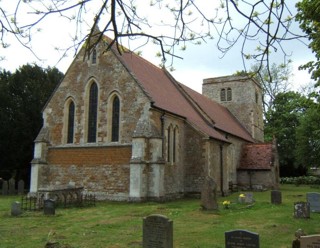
{"left": 220, "top": 144, "right": 224, "bottom": 196}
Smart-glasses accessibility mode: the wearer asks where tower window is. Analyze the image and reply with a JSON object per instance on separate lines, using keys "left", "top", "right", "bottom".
{"left": 92, "top": 49, "right": 97, "bottom": 64}
{"left": 220, "top": 88, "right": 226, "bottom": 101}
{"left": 227, "top": 88, "right": 232, "bottom": 101}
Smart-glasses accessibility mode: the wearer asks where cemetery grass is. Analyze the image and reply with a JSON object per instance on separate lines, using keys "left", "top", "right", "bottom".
{"left": 0, "top": 185, "right": 320, "bottom": 248}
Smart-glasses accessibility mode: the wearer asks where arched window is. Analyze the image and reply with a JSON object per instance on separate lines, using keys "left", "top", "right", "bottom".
{"left": 220, "top": 88, "right": 226, "bottom": 102}
{"left": 67, "top": 101, "right": 75, "bottom": 144}
{"left": 167, "top": 126, "right": 171, "bottom": 162}
{"left": 227, "top": 88, "right": 232, "bottom": 101}
{"left": 92, "top": 48, "right": 97, "bottom": 64}
{"left": 87, "top": 82, "right": 98, "bottom": 143}
{"left": 111, "top": 95, "right": 120, "bottom": 142}
{"left": 173, "top": 126, "right": 179, "bottom": 163}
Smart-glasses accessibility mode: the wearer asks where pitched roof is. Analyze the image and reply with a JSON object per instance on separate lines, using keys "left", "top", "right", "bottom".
{"left": 110, "top": 43, "right": 254, "bottom": 143}
{"left": 238, "top": 143, "right": 274, "bottom": 170}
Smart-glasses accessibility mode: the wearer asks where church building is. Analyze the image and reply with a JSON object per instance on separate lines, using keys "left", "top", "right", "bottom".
{"left": 29, "top": 34, "right": 279, "bottom": 201}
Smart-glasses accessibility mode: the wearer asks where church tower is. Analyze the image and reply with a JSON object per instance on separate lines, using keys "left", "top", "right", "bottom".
{"left": 202, "top": 75, "right": 264, "bottom": 142}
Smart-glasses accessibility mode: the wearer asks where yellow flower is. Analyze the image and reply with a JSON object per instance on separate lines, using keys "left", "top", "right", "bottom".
{"left": 223, "top": 200, "right": 230, "bottom": 205}
{"left": 239, "top": 194, "right": 245, "bottom": 198}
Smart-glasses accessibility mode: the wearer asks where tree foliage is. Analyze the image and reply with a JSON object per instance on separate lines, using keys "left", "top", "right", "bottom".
{"left": 0, "top": 1, "right": 307, "bottom": 71}
{"left": 296, "top": 0, "right": 320, "bottom": 85}
{"left": 0, "top": 64, "right": 63, "bottom": 181}
{"left": 264, "top": 91, "right": 318, "bottom": 176}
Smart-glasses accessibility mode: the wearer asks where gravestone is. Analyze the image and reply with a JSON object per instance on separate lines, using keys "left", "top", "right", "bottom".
{"left": 44, "top": 199, "right": 55, "bottom": 215}
{"left": 225, "top": 229, "right": 259, "bottom": 248}
{"left": 201, "top": 176, "right": 218, "bottom": 210}
{"left": 143, "top": 214, "right": 173, "bottom": 248}
{"left": 8, "top": 178, "right": 15, "bottom": 195}
{"left": 244, "top": 192, "right": 254, "bottom": 204}
{"left": 294, "top": 202, "right": 310, "bottom": 219}
{"left": 307, "top": 192, "right": 320, "bottom": 213}
{"left": 300, "top": 235, "right": 320, "bottom": 248}
{"left": 18, "top": 180, "right": 24, "bottom": 195}
{"left": 2, "top": 180, "right": 8, "bottom": 195}
{"left": 271, "top": 190, "right": 282, "bottom": 204}
{"left": 11, "top": 201, "right": 22, "bottom": 216}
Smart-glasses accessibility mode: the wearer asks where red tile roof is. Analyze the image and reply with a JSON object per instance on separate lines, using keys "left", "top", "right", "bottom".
{"left": 238, "top": 143, "right": 274, "bottom": 170}
{"left": 111, "top": 45, "right": 254, "bottom": 143}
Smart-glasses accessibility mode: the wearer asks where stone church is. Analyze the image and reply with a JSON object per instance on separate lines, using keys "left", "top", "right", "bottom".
{"left": 29, "top": 34, "right": 279, "bottom": 201}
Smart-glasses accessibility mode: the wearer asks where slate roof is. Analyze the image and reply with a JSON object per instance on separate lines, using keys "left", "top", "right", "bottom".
{"left": 238, "top": 143, "right": 274, "bottom": 170}
{"left": 112, "top": 48, "right": 254, "bottom": 143}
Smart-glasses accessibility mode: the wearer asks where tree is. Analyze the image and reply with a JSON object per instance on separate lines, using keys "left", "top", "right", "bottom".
{"left": 296, "top": 0, "right": 320, "bottom": 85}
{"left": 264, "top": 91, "right": 314, "bottom": 176}
{"left": 1, "top": 1, "right": 307, "bottom": 71}
{"left": 295, "top": 101, "right": 320, "bottom": 169}
{"left": 0, "top": 64, "right": 63, "bottom": 182}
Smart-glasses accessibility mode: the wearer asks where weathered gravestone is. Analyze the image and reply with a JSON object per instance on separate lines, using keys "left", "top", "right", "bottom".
{"left": 271, "top": 190, "right": 282, "bottom": 204}
{"left": 244, "top": 192, "right": 254, "bottom": 204}
{"left": 225, "top": 229, "right": 259, "bottom": 248}
{"left": 307, "top": 192, "right": 320, "bottom": 213}
{"left": 2, "top": 180, "right": 8, "bottom": 195}
{"left": 11, "top": 201, "right": 22, "bottom": 216}
{"left": 300, "top": 234, "right": 320, "bottom": 248}
{"left": 201, "top": 176, "right": 218, "bottom": 210}
{"left": 8, "top": 178, "right": 15, "bottom": 195}
{"left": 294, "top": 202, "right": 310, "bottom": 219}
{"left": 143, "top": 214, "right": 173, "bottom": 248}
{"left": 44, "top": 199, "right": 55, "bottom": 215}
{"left": 18, "top": 180, "right": 24, "bottom": 195}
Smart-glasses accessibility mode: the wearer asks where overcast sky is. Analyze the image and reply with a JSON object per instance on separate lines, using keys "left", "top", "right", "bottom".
{"left": 0, "top": 1, "right": 315, "bottom": 93}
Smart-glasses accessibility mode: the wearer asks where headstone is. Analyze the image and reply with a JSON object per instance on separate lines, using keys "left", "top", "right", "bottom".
{"left": 201, "top": 176, "right": 219, "bottom": 210}
{"left": 11, "top": 201, "right": 22, "bottom": 216}
{"left": 143, "top": 214, "right": 173, "bottom": 248}
{"left": 271, "top": 190, "right": 282, "bottom": 204}
{"left": 44, "top": 199, "right": 55, "bottom": 215}
{"left": 225, "top": 229, "right": 259, "bottom": 248}
{"left": 294, "top": 202, "right": 310, "bottom": 219}
{"left": 307, "top": 192, "right": 320, "bottom": 213}
{"left": 244, "top": 192, "right": 254, "bottom": 204}
{"left": 2, "top": 180, "right": 8, "bottom": 195}
{"left": 8, "top": 178, "right": 15, "bottom": 195}
{"left": 18, "top": 180, "right": 24, "bottom": 195}
{"left": 300, "top": 235, "right": 320, "bottom": 248}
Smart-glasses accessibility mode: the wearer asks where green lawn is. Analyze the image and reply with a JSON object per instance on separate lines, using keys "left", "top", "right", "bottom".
{"left": 0, "top": 184, "right": 319, "bottom": 248}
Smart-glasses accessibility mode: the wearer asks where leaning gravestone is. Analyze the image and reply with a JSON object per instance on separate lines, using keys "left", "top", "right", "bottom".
{"left": 300, "top": 234, "right": 320, "bottom": 248}
{"left": 11, "top": 201, "right": 22, "bottom": 216}
{"left": 271, "top": 190, "right": 282, "bottom": 204}
{"left": 143, "top": 214, "right": 173, "bottom": 248}
{"left": 201, "top": 176, "right": 218, "bottom": 210}
{"left": 44, "top": 199, "right": 55, "bottom": 215}
{"left": 294, "top": 202, "right": 310, "bottom": 219}
{"left": 307, "top": 192, "right": 320, "bottom": 213}
{"left": 225, "top": 229, "right": 259, "bottom": 248}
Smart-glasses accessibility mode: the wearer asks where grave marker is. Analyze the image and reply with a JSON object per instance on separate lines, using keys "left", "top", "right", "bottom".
{"left": 11, "top": 201, "right": 22, "bottom": 216}
{"left": 307, "top": 192, "right": 320, "bottom": 213}
{"left": 44, "top": 199, "right": 55, "bottom": 215}
{"left": 294, "top": 202, "right": 310, "bottom": 219}
{"left": 18, "top": 180, "right": 24, "bottom": 195}
{"left": 244, "top": 192, "right": 254, "bottom": 204}
{"left": 300, "top": 234, "right": 320, "bottom": 248}
{"left": 143, "top": 214, "right": 173, "bottom": 248}
{"left": 201, "top": 176, "right": 218, "bottom": 210}
{"left": 2, "top": 180, "right": 8, "bottom": 195}
{"left": 8, "top": 178, "right": 15, "bottom": 195}
{"left": 271, "top": 190, "right": 282, "bottom": 204}
{"left": 225, "top": 229, "right": 259, "bottom": 248}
